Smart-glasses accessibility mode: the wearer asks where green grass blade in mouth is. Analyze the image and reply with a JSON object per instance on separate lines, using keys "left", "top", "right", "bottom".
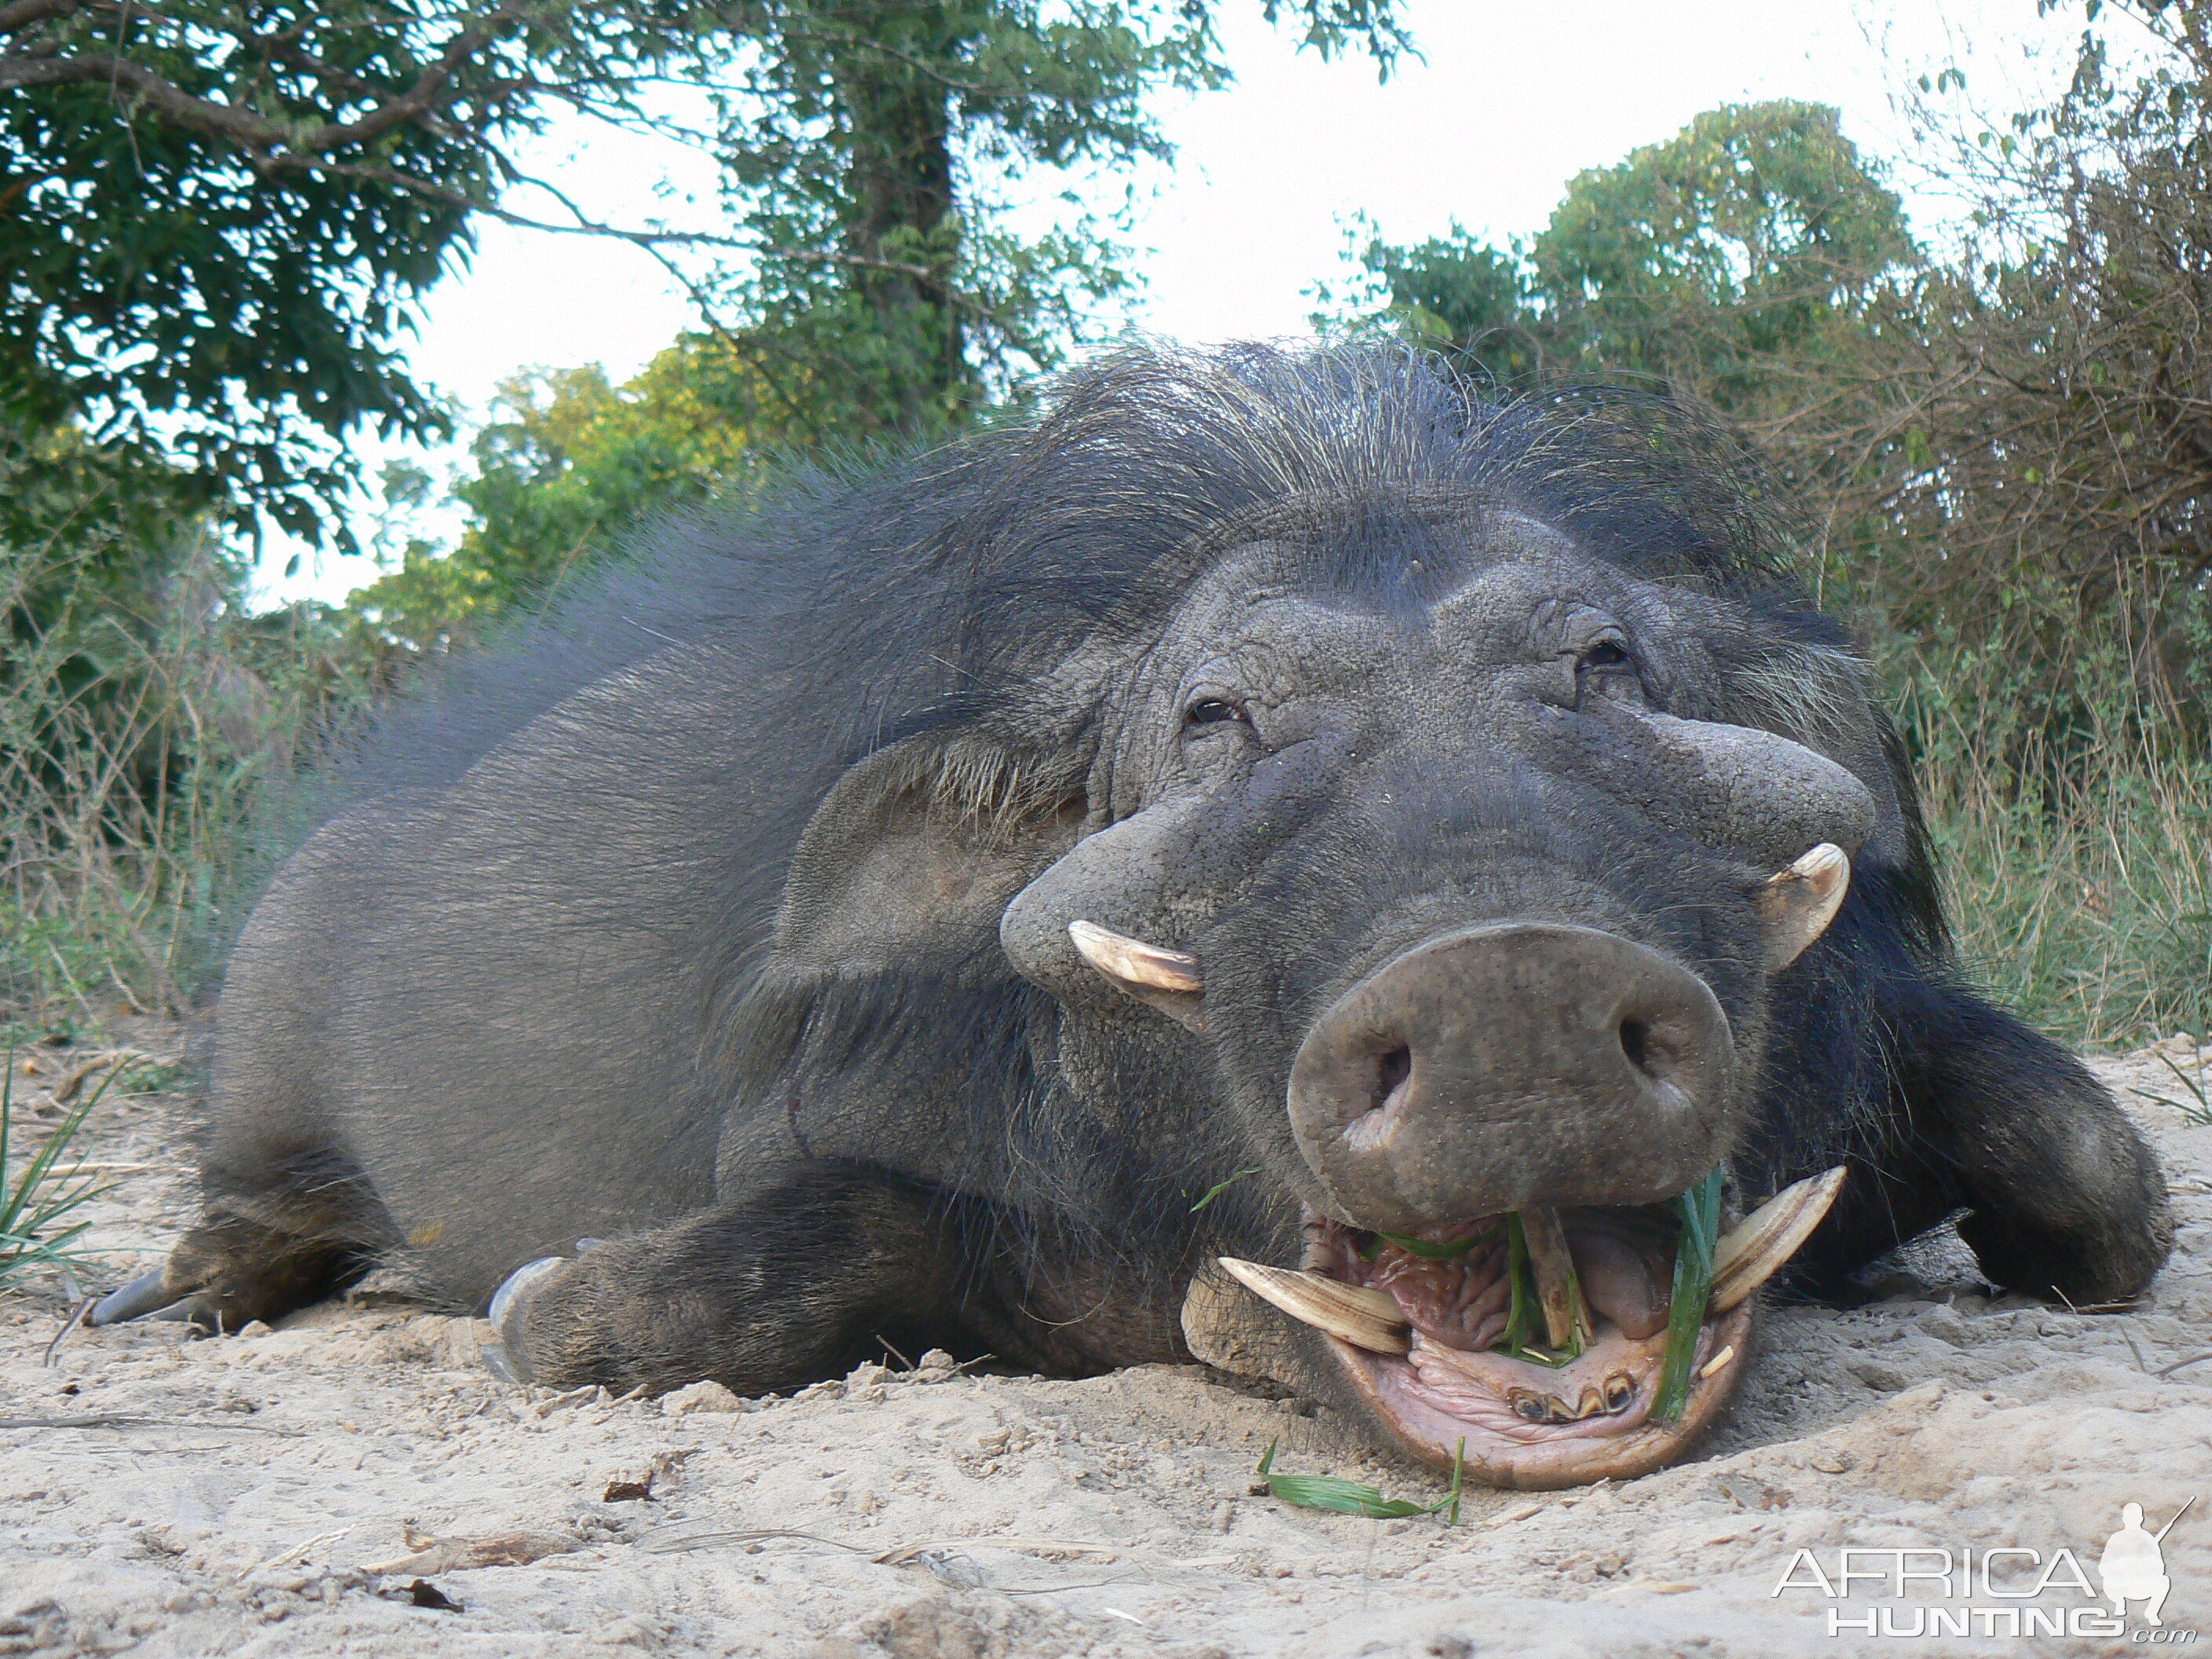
{"left": 1503, "top": 1214, "right": 1533, "bottom": 1353}
{"left": 1653, "top": 1167, "right": 1727, "bottom": 1424}
{"left": 1365, "top": 1225, "right": 1500, "bottom": 1262}
{"left": 1483, "top": 1214, "right": 1586, "bottom": 1367}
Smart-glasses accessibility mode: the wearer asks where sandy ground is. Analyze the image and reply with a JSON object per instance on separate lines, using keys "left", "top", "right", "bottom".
{"left": 6, "top": 1031, "right": 2212, "bottom": 1658}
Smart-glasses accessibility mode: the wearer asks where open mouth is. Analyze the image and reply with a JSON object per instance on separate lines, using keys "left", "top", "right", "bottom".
{"left": 1214, "top": 1166, "right": 1845, "bottom": 1490}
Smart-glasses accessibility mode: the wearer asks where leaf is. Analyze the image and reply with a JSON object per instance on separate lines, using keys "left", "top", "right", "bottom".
{"left": 1254, "top": 1437, "right": 1466, "bottom": 1523}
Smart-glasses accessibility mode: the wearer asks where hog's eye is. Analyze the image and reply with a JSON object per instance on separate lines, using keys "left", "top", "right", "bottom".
{"left": 1185, "top": 697, "right": 1247, "bottom": 727}
{"left": 1571, "top": 635, "right": 1642, "bottom": 709}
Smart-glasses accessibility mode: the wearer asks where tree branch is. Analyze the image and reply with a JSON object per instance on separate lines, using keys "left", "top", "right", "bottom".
{"left": 0, "top": 0, "right": 75, "bottom": 35}
{"left": 0, "top": 15, "right": 507, "bottom": 155}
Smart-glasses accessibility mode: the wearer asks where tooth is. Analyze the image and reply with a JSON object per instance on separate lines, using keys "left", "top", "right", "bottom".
{"left": 1069, "top": 920, "right": 1203, "bottom": 993}
{"left": 1756, "top": 844, "right": 1851, "bottom": 970}
{"left": 1603, "top": 1373, "right": 1635, "bottom": 1412}
{"left": 1575, "top": 1385, "right": 1605, "bottom": 1420}
{"left": 1217, "top": 1258, "right": 1409, "bottom": 1355}
{"left": 1519, "top": 1207, "right": 1592, "bottom": 1350}
{"left": 1709, "top": 1165, "right": 1849, "bottom": 1313}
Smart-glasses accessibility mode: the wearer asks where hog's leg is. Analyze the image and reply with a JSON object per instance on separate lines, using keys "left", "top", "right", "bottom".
{"left": 93, "top": 1146, "right": 391, "bottom": 1331}
{"left": 486, "top": 1161, "right": 983, "bottom": 1394}
{"left": 1901, "top": 987, "right": 2174, "bottom": 1305}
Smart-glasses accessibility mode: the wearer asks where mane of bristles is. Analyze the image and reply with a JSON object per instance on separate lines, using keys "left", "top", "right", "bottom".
{"left": 332, "top": 339, "right": 1803, "bottom": 817}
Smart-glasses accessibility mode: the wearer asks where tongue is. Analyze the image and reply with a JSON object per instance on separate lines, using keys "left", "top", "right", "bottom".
{"left": 1567, "top": 1227, "right": 1671, "bottom": 1340}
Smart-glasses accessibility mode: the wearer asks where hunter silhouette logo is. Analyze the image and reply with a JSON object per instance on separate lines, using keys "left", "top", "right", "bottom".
{"left": 2103, "top": 1498, "right": 2195, "bottom": 1628}
{"left": 1771, "top": 1495, "right": 2200, "bottom": 1639}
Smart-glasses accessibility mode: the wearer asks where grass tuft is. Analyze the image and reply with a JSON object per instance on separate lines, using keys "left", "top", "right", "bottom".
{"left": 0, "top": 1044, "right": 133, "bottom": 1295}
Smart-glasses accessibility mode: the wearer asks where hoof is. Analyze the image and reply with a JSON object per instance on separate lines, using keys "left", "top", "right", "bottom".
{"left": 484, "top": 1256, "right": 567, "bottom": 1386}
{"left": 89, "top": 1269, "right": 181, "bottom": 1327}
{"left": 482, "top": 1341, "right": 527, "bottom": 1386}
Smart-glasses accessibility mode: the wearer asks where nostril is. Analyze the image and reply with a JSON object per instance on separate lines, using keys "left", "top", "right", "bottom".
{"left": 1374, "top": 1046, "right": 1412, "bottom": 1109}
{"left": 1342, "top": 1045, "right": 1415, "bottom": 1152}
{"left": 1621, "top": 1018, "right": 1679, "bottom": 1083}
{"left": 1620, "top": 1017, "right": 1688, "bottom": 1084}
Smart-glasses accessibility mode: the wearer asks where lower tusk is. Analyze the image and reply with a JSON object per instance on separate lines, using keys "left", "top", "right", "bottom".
{"left": 1709, "top": 1165, "right": 1849, "bottom": 1313}
{"left": 1218, "top": 1257, "right": 1410, "bottom": 1356}
{"left": 1519, "top": 1207, "right": 1592, "bottom": 1350}
{"left": 1068, "top": 920, "right": 1203, "bottom": 993}
{"left": 1756, "top": 844, "right": 1851, "bottom": 970}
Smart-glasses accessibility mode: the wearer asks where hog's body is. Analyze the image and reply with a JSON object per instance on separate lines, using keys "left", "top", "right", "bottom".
{"left": 117, "top": 344, "right": 2170, "bottom": 1487}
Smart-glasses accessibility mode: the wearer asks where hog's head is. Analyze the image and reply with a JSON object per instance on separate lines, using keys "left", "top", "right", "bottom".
{"left": 767, "top": 359, "right": 1903, "bottom": 1489}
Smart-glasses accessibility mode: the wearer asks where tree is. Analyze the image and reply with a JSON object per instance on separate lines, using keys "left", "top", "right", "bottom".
{"left": 336, "top": 1, "right": 1415, "bottom": 650}
{"left": 1, "top": 2, "right": 703, "bottom": 549}
{"left": 1325, "top": 100, "right": 1914, "bottom": 414}
{"left": 3, "top": 1, "right": 1410, "bottom": 548}
{"left": 1331, "top": 225, "right": 1542, "bottom": 386}
{"left": 1529, "top": 101, "right": 1914, "bottom": 398}
{"left": 346, "top": 335, "right": 767, "bottom": 650}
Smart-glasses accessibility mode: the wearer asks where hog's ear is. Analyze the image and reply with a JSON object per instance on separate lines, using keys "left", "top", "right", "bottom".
{"left": 771, "top": 736, "right": 1087, "bottom": 982}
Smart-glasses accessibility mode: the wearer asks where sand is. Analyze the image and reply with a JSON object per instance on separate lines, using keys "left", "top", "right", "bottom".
{"left": 6, "top": 1031, "right": 2212, "bottom": 1658}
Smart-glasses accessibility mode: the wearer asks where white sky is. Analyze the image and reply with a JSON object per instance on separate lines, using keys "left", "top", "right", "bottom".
{"left": 255, "top": 0, "right": 2091, "bottom": 607}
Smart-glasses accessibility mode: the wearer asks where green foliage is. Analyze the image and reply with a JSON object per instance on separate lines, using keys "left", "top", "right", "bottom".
{"left": 1341, "top": 226, "right": 1539, "bottom": 385}
{"left": 347, "top": 338, "right": 771, "bottom": 650}
{"left": 0, "top": 1, "right": 664, "bottom": 548}
{"left": 1322, "top": 99, "right": 1914, "bottom": 409}
{"left": 676, "top": 1, "right": 1412, "bottom": 441}
{"left": 1529, "top": 100, "right": 1916, "bottom": 401}
{"left": 1897, "top": 644, "right": 2212, "bottom": 1046}
{"left": 2, "top": 1, "right": 1413, "bottom": 548}
{"left": 357, "top": 2, "right": 1415, "bottom": 646}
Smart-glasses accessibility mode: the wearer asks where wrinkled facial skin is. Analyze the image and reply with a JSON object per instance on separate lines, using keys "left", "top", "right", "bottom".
{"left": 1002, "top": 515, "right": 1877, "bottom": 1487}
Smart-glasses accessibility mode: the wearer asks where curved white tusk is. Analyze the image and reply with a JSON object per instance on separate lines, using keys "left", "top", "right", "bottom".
{"left": 1217, "top": 1257, "right": 1410, "bottom": 1356}
{"left": 1709, "top": 1165, "right": 1848, "bottom": 1313}
{"left": 1756, "top": 844, "right": 1851, "bottom": 971}
{"left": 1068, "top": 919, "right": 1203, "bottom": 994}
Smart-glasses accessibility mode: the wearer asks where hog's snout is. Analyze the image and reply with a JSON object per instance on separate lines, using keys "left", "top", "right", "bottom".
{"left": 1287, "top": 923, "right": 1737, "bottom": 1232}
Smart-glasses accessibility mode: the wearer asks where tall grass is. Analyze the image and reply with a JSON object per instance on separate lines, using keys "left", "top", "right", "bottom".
{"left": 2, "top": 529, "right": 388, "bottom": 1024}
{"left": 1897, "top": 645, "right": 2212, "bottom": 1051}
